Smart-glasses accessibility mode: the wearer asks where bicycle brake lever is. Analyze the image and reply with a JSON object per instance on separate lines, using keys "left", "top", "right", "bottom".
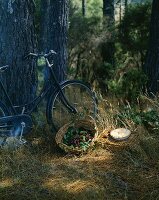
{"left": 50, "top": 50, "right": 57, "bottom": 55}
{"left": 0, "top": 65, "right": 9, "bottom": 72}
{"left": 24, "top": 53, "right": 38, "bottom": 60}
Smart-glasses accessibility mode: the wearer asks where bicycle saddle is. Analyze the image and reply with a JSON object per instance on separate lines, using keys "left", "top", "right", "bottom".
{"left": 0, "top": 65, "right": 9, "bottom": 72}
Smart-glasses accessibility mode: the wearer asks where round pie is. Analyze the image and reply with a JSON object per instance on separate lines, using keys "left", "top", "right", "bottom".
{"left": 110, "top": 128, "right": 131, "bottom": 141}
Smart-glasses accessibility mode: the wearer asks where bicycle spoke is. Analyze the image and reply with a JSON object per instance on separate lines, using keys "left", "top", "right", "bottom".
{"left": 50, "top": 81, "right": 97, "bottom": 131}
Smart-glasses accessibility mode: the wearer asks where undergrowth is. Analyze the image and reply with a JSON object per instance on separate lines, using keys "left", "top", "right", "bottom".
{"left": 1, "top": 95, "right": 159, "bottom": 200}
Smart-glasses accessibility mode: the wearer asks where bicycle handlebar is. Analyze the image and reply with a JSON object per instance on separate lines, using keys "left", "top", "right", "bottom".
{"left": 0, "top": 65, "right": 9, "bottom": 71}
{"left": 24, "top": 50, "right": 57, "bottom": 60}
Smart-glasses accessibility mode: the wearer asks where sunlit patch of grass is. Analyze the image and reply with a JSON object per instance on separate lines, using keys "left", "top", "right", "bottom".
{"left": 43, "top": 179, "right": 100, "bottom": 195}
{"left": 0, "top": 178, "right": 14, "bottom": 188}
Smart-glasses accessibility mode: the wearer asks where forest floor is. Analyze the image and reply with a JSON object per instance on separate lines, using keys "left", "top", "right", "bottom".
{"left": 1, "top": 98, "right": 159, "bottom": 200}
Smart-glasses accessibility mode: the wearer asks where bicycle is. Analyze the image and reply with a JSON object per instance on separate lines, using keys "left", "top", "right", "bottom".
{"left": 0, "top": 50, "right": 97, "bottom": 141}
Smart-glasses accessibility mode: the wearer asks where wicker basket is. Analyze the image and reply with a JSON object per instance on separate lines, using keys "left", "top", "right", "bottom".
{"left": 55, "top": 119, "right": 98, "bottom": 154}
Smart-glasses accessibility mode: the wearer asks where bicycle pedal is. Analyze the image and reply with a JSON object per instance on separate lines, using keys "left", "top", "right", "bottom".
{"left": 19, "top": 138, "right": 27, "bottom": 145}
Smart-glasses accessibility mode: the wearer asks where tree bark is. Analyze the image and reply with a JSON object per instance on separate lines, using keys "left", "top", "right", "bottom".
{"left": 125, "top": 0, "right": 128, "bottom": 15}
{"left": 82, "top": 0, "right": 86, "bottom": 17}
{"left": 41, "top": 0, "right": 69, "bottom": 82}
{"left": 103, "top": 0, "right": 114, "bottom": 21}
{"left": 143, "top": 0, "right": 159, "bottom": 94}
{"left": 40, "top": 0, "right": 50, "bottom": 52}
{"left": 119, "top": 0, "right": 122, "bottom": 24}
{"left": 0, "top": 0, "right": 37, "bottom": 105}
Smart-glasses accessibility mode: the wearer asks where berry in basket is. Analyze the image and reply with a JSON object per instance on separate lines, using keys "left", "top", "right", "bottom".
{"left": 63, "top": 126, "right": 96, "bottom": 151}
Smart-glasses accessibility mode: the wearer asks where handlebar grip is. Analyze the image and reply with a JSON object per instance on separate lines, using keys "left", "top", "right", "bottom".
{"left": 0, "top": 65, "right": 9, "bottom": 71}
{"left": 44, "top": 50, "right": 57, "bottom": 58}
{"left": 50, "top": 50, "right": 57, "bottom": 54}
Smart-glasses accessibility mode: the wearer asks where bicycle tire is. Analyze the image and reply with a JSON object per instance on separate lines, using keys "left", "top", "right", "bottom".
{"left": 48, "top": 80, "right": 97, "bottom": 132}
{"left": 0, "top": 101, "right": 10, "bottom": 137}
{"left": 0, "top": 101, "right": 9, "bottom": 117}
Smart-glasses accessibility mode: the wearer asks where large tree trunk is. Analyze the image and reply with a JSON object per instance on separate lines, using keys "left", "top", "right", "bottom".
{"left": 143, "top": 0, "right": 159, "bottom": 94}
{"left": 0, "top": 0, "right": 37, "bottom": 105}
{"left": 41, "top": 0, "right": 69, "bottom": 82}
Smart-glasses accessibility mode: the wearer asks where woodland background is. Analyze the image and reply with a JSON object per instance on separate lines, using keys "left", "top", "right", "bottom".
{"left": 0, "top": 0, "right": 158, "bottom": 104}
{"left": 1, "top": 0, "right": 159, "bottom": 200}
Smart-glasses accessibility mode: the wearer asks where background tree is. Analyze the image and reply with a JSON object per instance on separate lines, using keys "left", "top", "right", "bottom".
{"left": 118, "top": 3, "right": 151, "bottom": 67}
{"left": 41, "top": 0, "right": 69, "bottom": 82}
{"left": 125, "top": 0, "right": 128, "bottom": 14}
{"left": 0, "top": 0, "right": 37, "bottom": 106}
{"left": 68, "top": 0, "right": 115, "bottom": 94}
{"left": 82, "top": 0, "right": 86, "bottom": 17}
{"left": 101, "top": 0, "right": 115, "bottom": 70}
{"left": 68, "top": 0, "right": 151, "bottom": 99}
{"left": 143, "top": 0, "right": 159, "bottom": 94}
{"left": 103, "top": 0, "right": 114, "bottom": 20}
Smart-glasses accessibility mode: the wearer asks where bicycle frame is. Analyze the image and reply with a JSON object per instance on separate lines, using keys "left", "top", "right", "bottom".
{"left": 0, "top": 56, "right": 77, "bottom": 116}
{"left": 0, "top": 78, "right": 17, "bottom": 114}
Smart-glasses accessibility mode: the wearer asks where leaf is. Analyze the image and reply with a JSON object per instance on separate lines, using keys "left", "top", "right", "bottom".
{"left": 80, "top": 131, "right": 87, "bottom": 135}
{"left": 63, "top": 135, "right": 66, "bottom": 140}
{"left": 82, "top": 136, "right": 86, "bottom": 141}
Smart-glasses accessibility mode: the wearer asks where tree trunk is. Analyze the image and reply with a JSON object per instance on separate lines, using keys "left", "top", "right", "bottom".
{"left": 103, "top": 0, "right": 114, "bottom": 21}
{"left": 82, "top": 0, "right": 86, "bottom": 17}
{"left": 102, "top": 0, "right": 115, "bottom": 66}
{"left": 143, "top": 0, "right": 159, "bottom": 94}
{"left": 125, "top": 0, "right": 128, "bottom": 15}
{"left": 119, "top": 0, "right": 122, "bottom": 24}
{"left": 40, "top": 0, "right": 50, "bottom": 52}
{"left": 0, "top": 0, "right": 37, "bottom": 106}
{"left": 41, "top": 0, "right": 69, "bottom": 82}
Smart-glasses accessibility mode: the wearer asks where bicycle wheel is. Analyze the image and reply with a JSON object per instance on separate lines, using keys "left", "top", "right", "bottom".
{"left": 0, "top": 101, "right": 9, "bottom": 117}
{"left": 0, "top": 101, "right": 10, "bottom": 137}
{"left": 48, "top": 80, "right": 97, "bottom": 131}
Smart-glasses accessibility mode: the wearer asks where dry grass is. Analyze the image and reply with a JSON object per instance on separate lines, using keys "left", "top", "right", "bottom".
{"left": 1, "top": 96, "right": 159, "bottom": 200}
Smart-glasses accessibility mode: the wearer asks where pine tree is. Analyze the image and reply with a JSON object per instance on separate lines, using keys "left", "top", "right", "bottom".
{"left": 143, "top": 0, "right": 159, "bottom": 94}
{"left": 41, "top": 0, "right": 69, "bottom": 82}
{"left": 0, "top": 0, "right": 37, "bottom": 105}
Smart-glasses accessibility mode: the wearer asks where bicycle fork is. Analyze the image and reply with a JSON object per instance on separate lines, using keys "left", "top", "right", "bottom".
{"left": 59, "top": 89, "right": 78, "bottom": 114}
{"left": 49, "top": 68, "right": 78, "bottom": 114}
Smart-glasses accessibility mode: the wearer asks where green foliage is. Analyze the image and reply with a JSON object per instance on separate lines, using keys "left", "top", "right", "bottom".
{"left": 69, "top": 14, "right": 101, "bottom": 49}
{"left": 69, "top": 1, "right": 151, "bottom": 97}
{"left": 117, "top": 106, "right": 159, "bottom": 131}
{"left": 69, "top": 1, "right": 115, "bottom": 93}
{"left": 118, "top": 2, "right": 151, "bottom": 64}
{"left": 108, "top": 67, "right": 148, "bottom": 101}
{"left": 34, "top": 0, "right": 153, "bottom": 100}
{"left": 116, "top": 106, "right": 142, "bottom": 127}
{"left": 70, "top": 0, "right": 102, "bottom": 17}
{"left": 141, "top": 110, "right": 159, "bottom": 129}
{"left": 68, "top": 10, "right": 104, "bottom": 84}
{"left": 107, "top": 2, "right": 151, "bottom": 100}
